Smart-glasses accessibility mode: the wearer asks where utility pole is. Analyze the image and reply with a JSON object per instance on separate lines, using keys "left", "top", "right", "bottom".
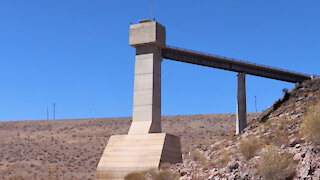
{"left": 150, "top": 0, "right": 153, "bottom": 19}
{"left": 53, "top": 103, "right": 56, "bottom": 120}
{"left": 47, "top": 106, "right": 49, "bottom": 120}
{"left": 255, "top": 95, "right": 258, "bottom": 113}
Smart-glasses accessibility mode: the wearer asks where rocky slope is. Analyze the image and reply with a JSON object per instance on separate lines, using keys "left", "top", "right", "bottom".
{"left": 172, "top": 77, "right": 320, "bottom": 180}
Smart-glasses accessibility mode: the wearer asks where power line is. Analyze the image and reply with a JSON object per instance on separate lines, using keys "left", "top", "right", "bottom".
{"left": 150, "top": 0, "right": 153, "bottom": 19}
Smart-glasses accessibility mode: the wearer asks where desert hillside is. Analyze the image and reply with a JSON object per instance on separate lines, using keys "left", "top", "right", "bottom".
{"left": 171, "top": 77, "right": 320, "bottom": 180}
{"left": 0, "top": 112, "right": 258, "bottom": 179}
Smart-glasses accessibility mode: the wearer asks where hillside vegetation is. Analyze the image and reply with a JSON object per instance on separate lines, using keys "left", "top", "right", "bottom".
{"left": 0, "top": 114, "right": 257, "bottom": 179}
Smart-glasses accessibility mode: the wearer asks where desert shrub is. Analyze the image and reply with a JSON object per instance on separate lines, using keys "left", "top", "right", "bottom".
{"left": 213, "top": 149, "right": 234, "bottom": 168}
{"left": 148, "top": 169, "right": 179, "bottom": 180}
{"left": 264, "top": 120, "right": 271, "bottom": 126}
{"left": 238, "top": 136, "right": 260, "bottom": 160}
{"left": 270, "top": 128, "right": 289, "bottom": 147}
{"left": 203, "top": 161, "right": 216, "bottom": 171}
{"left": 160, "top": 162, "right": 171, "bottom": 170}
{"left": 302, "top": 103, "right": 320, "bottom": 144}
{"left": 257, "top": 147, "right": 296, "bottom": 180}
{"left": 190, "top": 151, "right": 206, "bottom": 162}
{"left": 261, "top": 123, "right": 290, "bottom": 147}
{"left": 124, "top": 172, "right": 146, "bottom": 180}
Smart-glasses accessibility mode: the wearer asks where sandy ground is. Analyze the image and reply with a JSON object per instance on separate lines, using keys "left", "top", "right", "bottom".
{"left": 0, "top": 113, "right": 259, "bottom": 180}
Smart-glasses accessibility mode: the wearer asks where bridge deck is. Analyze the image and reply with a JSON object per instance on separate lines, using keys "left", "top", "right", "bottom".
{"left": 162, "top": 46, "right": 312, "bottom": 83}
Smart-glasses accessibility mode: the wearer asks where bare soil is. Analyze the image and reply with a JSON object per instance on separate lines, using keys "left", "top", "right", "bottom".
{"left": 0, "top": 113, "right": 259, "bottom": 180}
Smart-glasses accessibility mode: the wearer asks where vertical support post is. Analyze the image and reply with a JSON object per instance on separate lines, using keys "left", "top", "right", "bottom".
{"left": 53, "top": 103, "right": 56, "bottom": 120}
{"left": 47, "top": 106, "right": 49, "bottom": 120}
{"left": 236, "top": 73, "right": 247, "bottom": 134}
{"left": 128, "top": 46, "right": 162, "bottom": 134}
{"left": 255, "top": 95, "right": 257, "bottom": 113}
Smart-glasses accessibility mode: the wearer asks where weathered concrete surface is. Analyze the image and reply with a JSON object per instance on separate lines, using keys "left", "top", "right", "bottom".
{"left": 236, "top": 73, "right": 247, "bottom": 134}
{"left": 96, "top": 133, "right": 182, "bottom": 180}
{"left": 96, "top": 21, "right": 182, "bottom": 180}
{"left": 128, "top": 21, "right": 166, "bottom": 135}
{"left": 128, "top": 46, "right": 162, "bottom": 134}
{"left": 129, "top": 21, "right": 166, "bottom": 48}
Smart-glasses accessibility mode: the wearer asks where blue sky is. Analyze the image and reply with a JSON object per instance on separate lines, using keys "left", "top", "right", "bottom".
{"left": 0, "top": 1, "right": 319, "bottom": 121}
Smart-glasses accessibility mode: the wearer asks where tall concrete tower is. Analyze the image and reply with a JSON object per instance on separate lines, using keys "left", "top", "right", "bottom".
{"left": 96, "top": 20, "right": 182, "bottom": 180}
{"left": 128, "top": 20, "right": 165, "bottom": 134}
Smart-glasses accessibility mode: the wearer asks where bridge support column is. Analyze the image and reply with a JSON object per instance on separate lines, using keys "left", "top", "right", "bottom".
{"left": 236, "top": 73, "right": 247, "bottom": 134}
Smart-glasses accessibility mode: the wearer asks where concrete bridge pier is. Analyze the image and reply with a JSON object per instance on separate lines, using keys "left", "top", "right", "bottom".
{"left": 236, "top": 72, "right": 247, "bottom": 134}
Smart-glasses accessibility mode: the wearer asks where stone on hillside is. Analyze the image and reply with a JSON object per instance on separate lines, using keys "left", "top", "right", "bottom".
{"left": 289, "top": 137, "right": 301, "bottom": 147}
{"left": 227, "top": 161, "right": 239, "bottom": 172}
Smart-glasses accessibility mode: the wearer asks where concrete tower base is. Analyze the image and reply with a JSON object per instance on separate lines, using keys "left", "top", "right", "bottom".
{"left": 96, "top": 133, "right": 182, "bottom": 180}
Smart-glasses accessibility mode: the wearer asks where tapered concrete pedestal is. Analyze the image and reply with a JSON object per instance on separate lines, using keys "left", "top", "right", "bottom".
{"left": 96, "top": 133, "right": 182, "bottom": 180}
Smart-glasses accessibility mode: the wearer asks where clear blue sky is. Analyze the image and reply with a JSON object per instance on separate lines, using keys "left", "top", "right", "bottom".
{"left": 0, "top": 1, "right": 319, "bottom": 121}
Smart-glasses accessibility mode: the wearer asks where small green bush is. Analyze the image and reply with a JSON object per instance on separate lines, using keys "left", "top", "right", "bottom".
{"left": 264, "top": 120, "right": 271, "bottom": 126}
{"left": 257, "top": 146, "right": 295, "bottom": 180}
{"left": 238, "top": 136, "right": 260, "bottom": 160}
{"left": 302, "top": 103, "right": 320, "bottom": 144}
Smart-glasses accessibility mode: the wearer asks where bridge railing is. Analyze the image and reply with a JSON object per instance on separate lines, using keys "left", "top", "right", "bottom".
{"left": 165, "top": 45, "right": 313, "bottom": 78}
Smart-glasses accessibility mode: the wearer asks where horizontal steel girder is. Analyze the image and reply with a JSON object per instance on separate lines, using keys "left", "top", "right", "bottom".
{"left": 162, "top": 46, "right": 311, "bottom": 83}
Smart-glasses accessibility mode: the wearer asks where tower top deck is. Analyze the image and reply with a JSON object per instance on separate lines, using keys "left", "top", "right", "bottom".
{"left": 129, "top": 20, "right": 166, "bottom": 48}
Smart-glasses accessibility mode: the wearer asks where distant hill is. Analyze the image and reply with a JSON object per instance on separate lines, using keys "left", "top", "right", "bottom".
{"left": 0, "top": 113, "right": 258, "bottom": 179}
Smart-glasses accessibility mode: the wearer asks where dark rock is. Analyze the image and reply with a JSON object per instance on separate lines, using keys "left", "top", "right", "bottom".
{"left": 228, "top": 162, "right": 239, "bottom": 172}
{"left": 289, "top": 137, "right": 301, "bottom": 147}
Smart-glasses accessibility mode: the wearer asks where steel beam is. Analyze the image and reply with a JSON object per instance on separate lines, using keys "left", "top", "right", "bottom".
{"left": 162, "top": 46, "right": 311, "bottom": 83}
